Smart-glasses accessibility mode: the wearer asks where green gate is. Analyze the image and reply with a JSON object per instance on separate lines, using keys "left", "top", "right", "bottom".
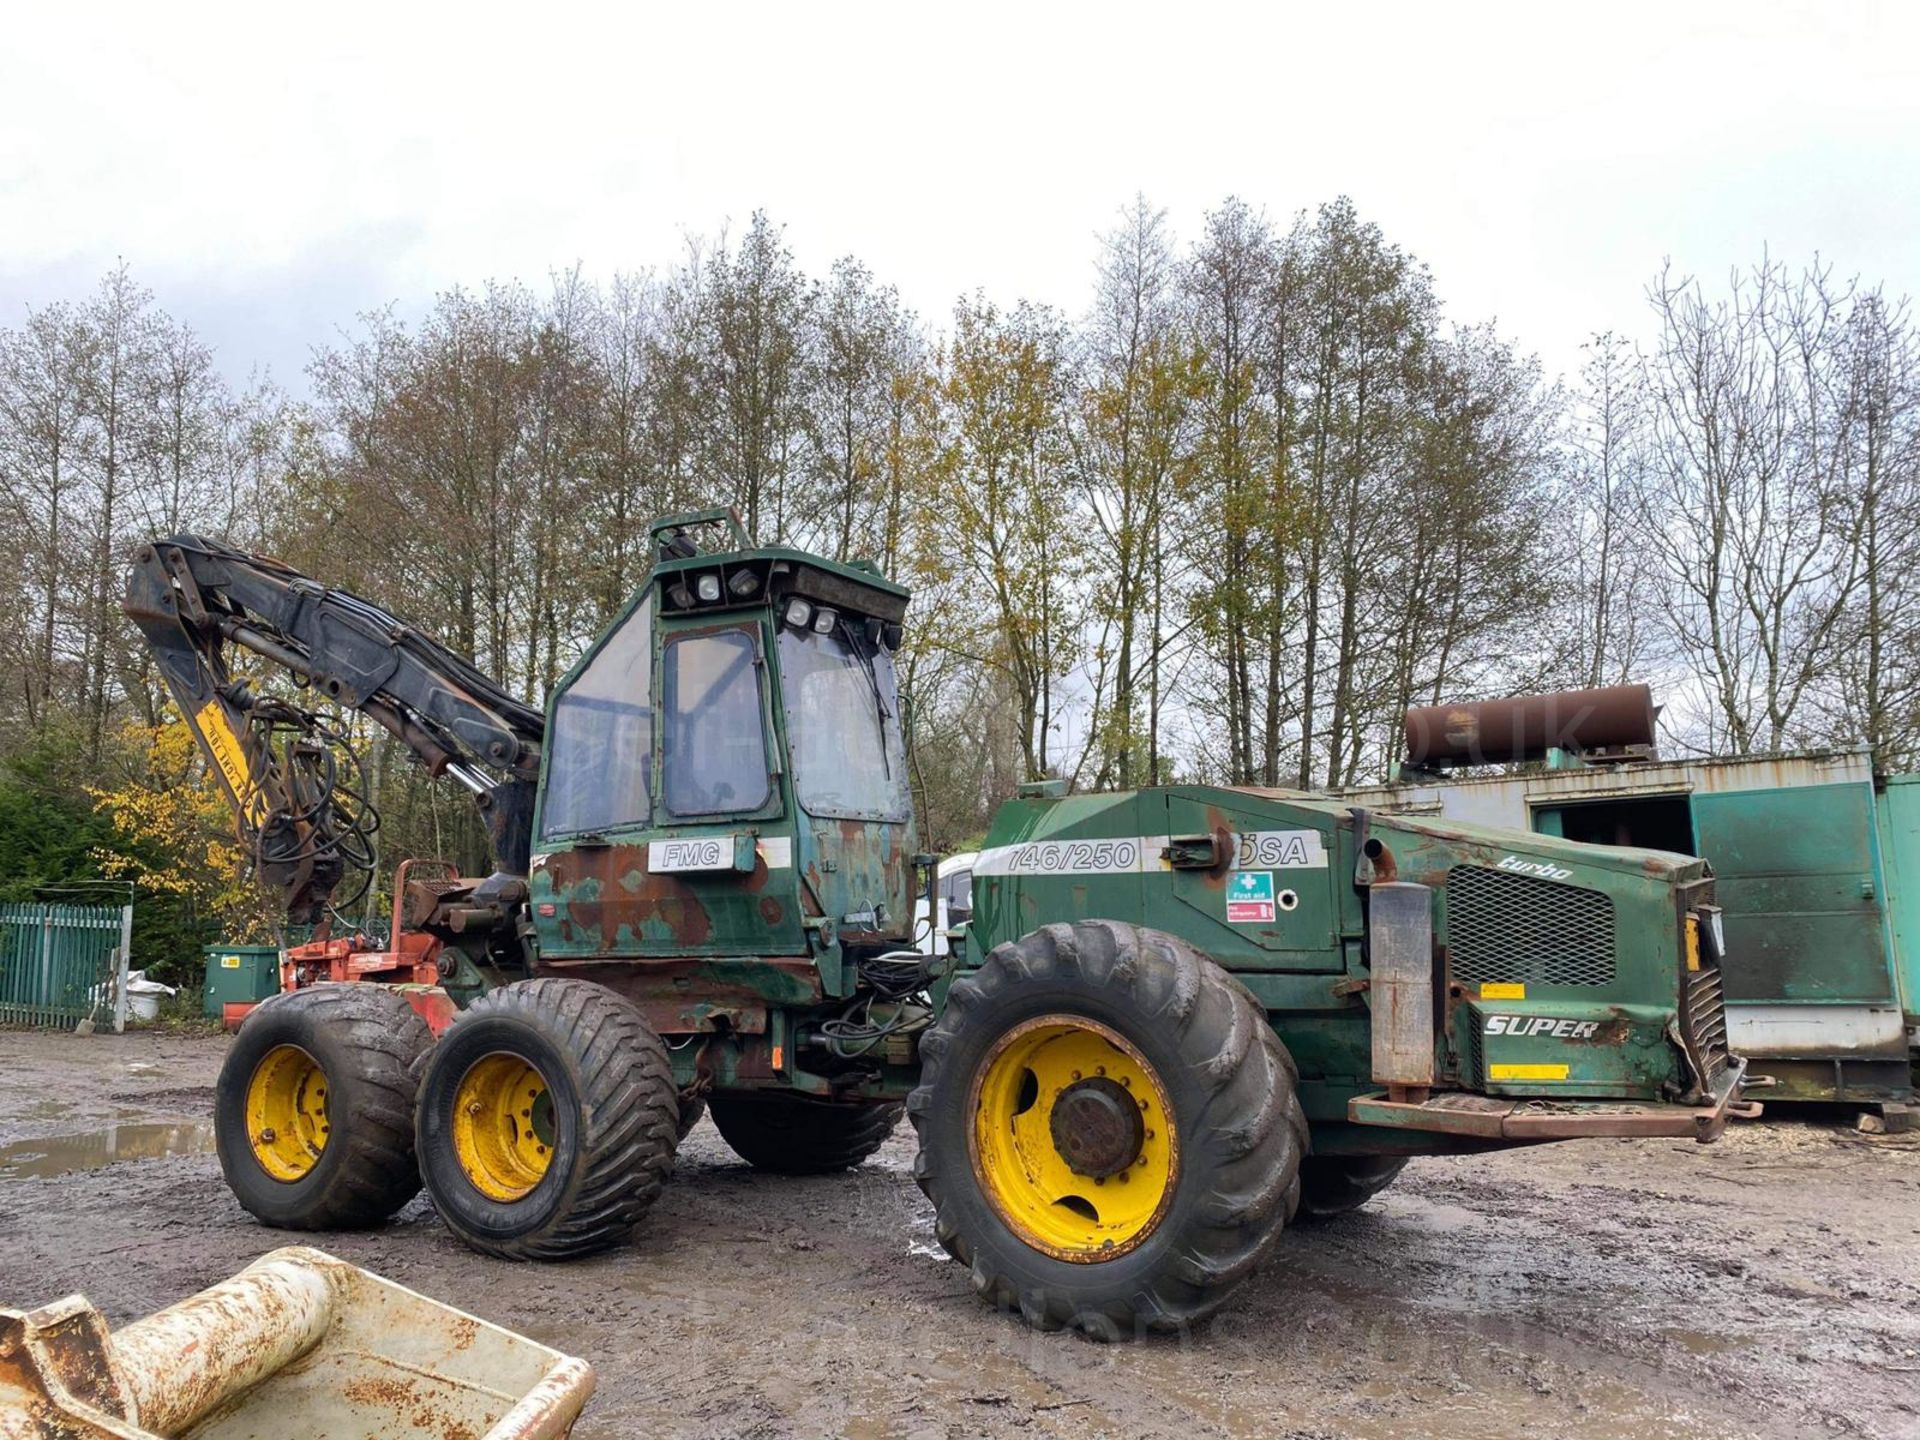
{"left": 0, "top": 902, "right": 134, "bottom": 1030}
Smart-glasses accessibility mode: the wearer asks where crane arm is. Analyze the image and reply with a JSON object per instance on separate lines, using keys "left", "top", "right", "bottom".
{"left": 124, "top": 534, "right": 545, "bottom": 924}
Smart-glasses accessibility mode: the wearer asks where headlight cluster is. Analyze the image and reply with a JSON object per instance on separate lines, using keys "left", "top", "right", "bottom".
{"left": 667, "top": 566, "right": 759, "bottom": 608}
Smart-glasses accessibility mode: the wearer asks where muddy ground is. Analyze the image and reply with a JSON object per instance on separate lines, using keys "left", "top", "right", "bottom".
{"left": 0, "top": 1030, "right": 1915, "bottom": 1439}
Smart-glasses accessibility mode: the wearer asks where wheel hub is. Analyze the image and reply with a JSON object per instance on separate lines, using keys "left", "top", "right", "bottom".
{"left": 451, "top": 1053, "right": 555, "bottom": 1202}
{"left": 1049, "top": 1076, "right": 1145, "bottom": 1178}
{"left": 244, "top": 1044, "right": 329, "bottom": 1182}
{"left": 969, "top": 1014, "right": 1180, "bottom": 1262}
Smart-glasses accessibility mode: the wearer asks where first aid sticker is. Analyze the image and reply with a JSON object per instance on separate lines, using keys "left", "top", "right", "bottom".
{"left": 1227, "top": 870, "right": 1276, "bottom": 923}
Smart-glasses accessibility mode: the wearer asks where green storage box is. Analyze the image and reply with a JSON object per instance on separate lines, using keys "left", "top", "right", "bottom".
{"left": 203, "top": 944, "right": 282, "bottom": 1015}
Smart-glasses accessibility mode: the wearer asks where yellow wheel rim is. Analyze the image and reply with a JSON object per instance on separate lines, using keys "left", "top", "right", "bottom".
{"left": 968, "top": 1014, "right": 1179, "bottom": 1262}
{"left": 451, "top": 1053, "right": 556, "bottom": 1202}
{"left": 245, "top": 1044, "right": 330, "bottom": 1181}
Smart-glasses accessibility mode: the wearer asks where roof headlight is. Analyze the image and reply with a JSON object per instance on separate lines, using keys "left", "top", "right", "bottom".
{"left": 695, "top": 572, "right": 722, "bottom": 603}
{"left": 783, "top": 597, "right": 813, "bottom": 629}
{"left": 812, "top": 607, "right": 837, "bottom": 635}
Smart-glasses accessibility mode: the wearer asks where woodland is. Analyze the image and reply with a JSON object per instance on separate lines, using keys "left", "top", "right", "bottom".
{"left": 2, "top": 196, "right": 1914, "bottom": 979}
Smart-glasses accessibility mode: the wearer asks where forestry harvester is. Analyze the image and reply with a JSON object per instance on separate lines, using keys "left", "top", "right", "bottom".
{"left": 124, "top": 511, "right": 1756, "bottom": 1336}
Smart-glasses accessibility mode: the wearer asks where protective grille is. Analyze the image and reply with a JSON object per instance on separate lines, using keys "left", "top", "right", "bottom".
{"left": 1446, "top": 865, "right": 1616, "bottom": 987}
{"left": 1683, "top": 962, "right": 1730, "bottom": 1085}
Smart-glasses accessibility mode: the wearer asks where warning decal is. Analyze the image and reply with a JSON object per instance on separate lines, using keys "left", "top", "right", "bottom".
{"left": 1227, "top": 870, "right": 1276, "bottom": 923}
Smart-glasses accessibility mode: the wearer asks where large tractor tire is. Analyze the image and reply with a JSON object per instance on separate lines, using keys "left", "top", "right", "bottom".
{"left": 1295, "top": 1155, "right": 1408, "bottom": 1221}
{"left": 708, "top": 1092, "right": 902, "bottom": 1174}
{"left": 415, "top": 978, "right": 679, "bottom": 1261}
{"left": 215, "top": 984, "right": 431, "bottom": 1230}
{"left": 908, "top": 920, "right": 1307, "bottom": 1338}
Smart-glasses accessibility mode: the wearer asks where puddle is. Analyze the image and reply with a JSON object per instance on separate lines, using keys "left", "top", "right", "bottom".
{"left": 0, "top": 1121, "right": 217, "bottom": 1179}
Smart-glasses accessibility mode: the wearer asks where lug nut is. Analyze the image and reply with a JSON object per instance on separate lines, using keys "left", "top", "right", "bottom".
{"left": 258, "top": 1128, "right": 276, "bottom": 1144}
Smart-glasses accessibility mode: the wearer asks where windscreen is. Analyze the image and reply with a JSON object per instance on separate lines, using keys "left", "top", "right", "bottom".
{"left": 541, "top": 595, "right": 653, "bottom": 838}
{"left": 662, "top": 628, "right": 771, "bottom": 815}
{"left": 778, "top": 622, "right": 910, "bottom": 821}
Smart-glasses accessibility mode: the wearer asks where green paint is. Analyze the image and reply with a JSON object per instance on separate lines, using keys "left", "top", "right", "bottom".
{"left": 201, "top": 944, "right": 279, "bottom": 1014}
{"left": 1691, "top": 784, "right": 1893, "bottom": 1005}
{"left": 496, "top": 518, "right": 1726, "bottom": 1151}
{"left": 1877, "top": 776, "right": 1920, "bottom": 1025}
{"left": 968, "top": 786, "right": 1715, "bottom": 1131}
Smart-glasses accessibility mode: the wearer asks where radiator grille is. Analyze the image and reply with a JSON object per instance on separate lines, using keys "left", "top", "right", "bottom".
{"left": 1684, "top": 961, "right": 1730, "bottom": 1085}
{"left": 1446, "top": 865, "right": 1616, "bottom": 987}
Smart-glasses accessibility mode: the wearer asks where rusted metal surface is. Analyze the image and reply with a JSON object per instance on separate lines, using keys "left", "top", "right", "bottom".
{"left": 1368, "top": 883, "right": 1435, "bottom": 1090}
{"left": 538, "top": 956, "right": 822, "bottom": 1022}
{"left": 114, "top": 1256, "right": 333, "bottom": 1434}
{"left": 1341, "top": 747, "right": 1877, "bottom": 829}
{"left": 1403, "top": 684, "right": 1657, "bottom": 767}
{"left": 533, "top": 840, "right": 813, "bottom": 957}
{"left": 0, "top": 1246, "right": 593, "bottom": 1439}
{"left": 1350, "top": 1055, "right": 1755, "bottom": 1144}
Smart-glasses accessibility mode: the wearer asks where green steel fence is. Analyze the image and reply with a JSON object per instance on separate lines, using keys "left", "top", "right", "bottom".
{"left": 0, "top": 902, "right": 133, "bottom": 1030}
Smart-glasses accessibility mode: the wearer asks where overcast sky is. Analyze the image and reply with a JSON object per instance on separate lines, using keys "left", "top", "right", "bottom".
{"left": 3, "top": 1, "right": 1915, "bottom": 393}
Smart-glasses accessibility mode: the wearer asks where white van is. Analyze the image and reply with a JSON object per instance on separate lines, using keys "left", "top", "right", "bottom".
{"left": 913, "top": 851, "right": 978, "bottom": 956}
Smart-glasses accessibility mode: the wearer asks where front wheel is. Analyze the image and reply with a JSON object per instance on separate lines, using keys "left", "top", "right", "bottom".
{"left": 215, "top": 984, "right": 430, "bottom": 1230}
{"left": 415, "top": 978, "right": 679, "bottom": 1260}
{"left": 908, "top": 921, "right": 1307, "bottom": 1338}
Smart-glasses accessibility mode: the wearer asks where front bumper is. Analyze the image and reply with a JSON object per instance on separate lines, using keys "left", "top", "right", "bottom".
{"left": 1349, "top": 1055, "right": 1760, "bottom": 1145}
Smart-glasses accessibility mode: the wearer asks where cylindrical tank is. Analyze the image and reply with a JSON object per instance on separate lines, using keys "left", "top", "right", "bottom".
{"left": 1403, "top": 684, "right": 1656, "bottom": 767}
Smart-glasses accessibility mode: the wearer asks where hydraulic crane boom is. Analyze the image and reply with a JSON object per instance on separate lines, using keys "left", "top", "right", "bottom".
{"left": 124, "top": 535, "right": 544, "bottom": 925}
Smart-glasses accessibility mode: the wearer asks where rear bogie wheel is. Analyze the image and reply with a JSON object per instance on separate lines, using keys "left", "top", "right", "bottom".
{"left": 215, "top": 984, "right": 431, "bottom": 1229}
{"left": 415, "top": 978, "right": 678, "bottom": 1260}
{"left": 1295, "top": 1155, "right": 1408, "bottom": 1220}
{"left": 908, "top": 920, "right": 1308, "bottom": 1338}
{"left": 708, "top": 1092, "right": 901, "bottom": 1174}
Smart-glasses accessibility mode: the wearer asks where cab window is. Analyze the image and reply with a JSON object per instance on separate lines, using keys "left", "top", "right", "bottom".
{"left": 663, "top": 629, "right": 770, "bottom": 815}
{"left": 778, "top": 623, "right": 910, "bottom": 821}
{"left": 541, "top": 595, "right": 653, "bottom": 838}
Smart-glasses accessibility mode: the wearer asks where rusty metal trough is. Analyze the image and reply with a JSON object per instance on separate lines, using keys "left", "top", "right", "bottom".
{"left": 0, "top": 1246, "right": 592, "bottom": 1439}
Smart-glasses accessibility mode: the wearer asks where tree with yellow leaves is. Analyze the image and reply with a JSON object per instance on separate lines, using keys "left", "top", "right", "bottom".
{"left": 89, "top": 717, "right": 276, "bottom": 950}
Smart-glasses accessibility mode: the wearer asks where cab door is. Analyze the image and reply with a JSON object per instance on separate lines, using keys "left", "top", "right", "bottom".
{"left": 530, "top": 604, "right": 803, "bottom": 960}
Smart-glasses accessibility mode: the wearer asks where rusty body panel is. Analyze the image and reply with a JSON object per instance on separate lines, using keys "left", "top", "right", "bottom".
{"left": 972, "top": 784, "right": 1744, "bottom": 1156}
{"left": 1338, "top": 744, "right": 1913, "bottom": 1106}
{"left": 0, "top": 1247, "right": 592, "bottom": 1439}
{"left": 1349, "top": 1053, "right": 1755, "bottom": 1143}
{"left": 1403, "top": 684, "right": 1657, "bottom": 766}
{"left": 531, "top": 839, "right": 806, "bottom": 958}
